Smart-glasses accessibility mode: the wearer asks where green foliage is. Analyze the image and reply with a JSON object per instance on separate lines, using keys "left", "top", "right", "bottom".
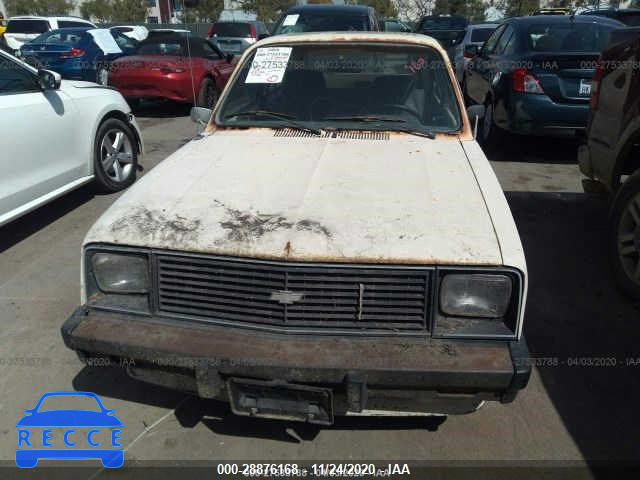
{"left": 5, "top": 0, "right": 76, "bottom": 16}
{"left": 78, "top": 0, "right": 148, "bottom": 22}
{"left": 80, "top": 0, "right": 112, "bottom": 22}
{"left": 358, "top": 0, "right": 398, "bottom": 18}
{"left": 182, "top": 0, "right": 224, "bottom": 23}
{"left": 240, "top": 0, "right": 297, "bottom": 22}
{"left": 434, "top": 0, "right": 486, "bottom": 22}
{"left": 497, "top": 0, "right": 541, "bottom": 17}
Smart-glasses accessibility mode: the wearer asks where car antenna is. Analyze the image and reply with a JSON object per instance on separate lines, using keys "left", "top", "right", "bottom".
{"left": 182, "top": 0, "right": 198, "bottom": 107}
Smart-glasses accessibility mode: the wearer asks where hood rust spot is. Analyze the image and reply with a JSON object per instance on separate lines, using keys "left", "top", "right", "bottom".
{"left": 110, "top": 207, "right": 201, "bottom": 244}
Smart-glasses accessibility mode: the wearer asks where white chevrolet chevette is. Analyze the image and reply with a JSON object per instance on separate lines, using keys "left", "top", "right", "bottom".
{"left": 62, "top": 32, "right": 531, "bottom": 423}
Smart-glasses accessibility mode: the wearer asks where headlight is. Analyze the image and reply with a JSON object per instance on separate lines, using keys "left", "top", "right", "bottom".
{"left": 91, "top": 253, "right": 149, "bottom": 293}
{"left": 440, "top": 274, "right": 512, "bottom": 318}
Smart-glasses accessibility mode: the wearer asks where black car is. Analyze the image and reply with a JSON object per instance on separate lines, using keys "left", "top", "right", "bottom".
{"left": 272, "top": 4, "right": 380, "bottom": 35}
{"left": 463, "top": 15, "right": 624, "bottom": 146}
{"left": 414, "top": 14, "right": 468, "bottom": 59}
{"left": 580, "top": 8, "right": 640, "bottom": 27}
{"left": 578, "top": 27, "right": 640, "bottom": 299}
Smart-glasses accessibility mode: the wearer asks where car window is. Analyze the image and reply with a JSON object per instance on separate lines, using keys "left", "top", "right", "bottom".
{"left": 526, "top": 22, "right": 615, "bottom": 52}
{"left": 112, "top": 31, "right": 137, "bottom": 50}
{"left": 58, "top": 21, "right": 92, "bottom": 28}
{"left": 32, "top": 30, "right": 84, "bottom": 45}
{"left": 6, "top": 19, "right": 49, "bottom": 34}
{"left": 470, "top": 27, "right": 496, "bottom": 43}
{"left": 495, "top": 25, "right": 515, "bottom": 55}
{"left": 274, "top": 13, "right": 369, "bottom": 35}
{"left": 36, "top": 394, "right": 102, "bottom": 412}
{"left": 481, "top": 24, "right": 507, "bottom": 55}
{"left": 212, "top": 22, "right": 251, "bottom": 37}
{"left": 0, "top": 57, "right": 39, "bottom": 94}
{"left": 138, "top": 40, "right": 184, "bottom": 55}
{"left": 217, "top": 44, "right": 461, "bottom": 133}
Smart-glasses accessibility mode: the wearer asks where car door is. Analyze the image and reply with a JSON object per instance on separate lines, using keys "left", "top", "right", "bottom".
{"left": 0, "top": 55, "right": 84, "bottom": 223}
{"left": 466, "top": 23, "right": 507, "bottom": 105}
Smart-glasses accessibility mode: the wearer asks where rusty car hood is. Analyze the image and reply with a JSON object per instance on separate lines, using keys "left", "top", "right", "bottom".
{"left": 85, "top": 130, "right": 503, "bottom": 265}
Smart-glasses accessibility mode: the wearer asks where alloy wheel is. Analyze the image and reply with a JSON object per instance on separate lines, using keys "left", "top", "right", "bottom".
{"left": 100, "top": 128, "right": 134, "bottom": 183}
{"left": 617, "top": 192, "right": 640, "bottom": 284}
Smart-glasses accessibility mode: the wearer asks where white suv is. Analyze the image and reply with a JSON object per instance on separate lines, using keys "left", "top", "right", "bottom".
{"left": 3, "top": 16, "right": 96, "bottom": 52}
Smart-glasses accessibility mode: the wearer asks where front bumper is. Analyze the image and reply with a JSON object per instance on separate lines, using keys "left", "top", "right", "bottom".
{"left": 62, "top": 307, "right": 531, "bottom": 418}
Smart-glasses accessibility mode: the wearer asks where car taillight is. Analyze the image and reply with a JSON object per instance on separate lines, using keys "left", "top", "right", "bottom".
{"left": 249, "top": 24, "right": 257, "bottom": 39}
{"left": 590, "top": 59, "right": 604, "bottom": 111}
{"left": 207, "top": 24, "right": 214, "bottom": 38}
{"left": 60, "top": 47, "right": 85, "bottom": 59}
{"left": 512, "top": 68, "right": 544, "bottom": 94}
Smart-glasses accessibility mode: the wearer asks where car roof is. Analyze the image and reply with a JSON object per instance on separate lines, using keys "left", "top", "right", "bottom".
{"left": 9, "top": 15, "right": 93, "bottom": 22}
{"left": 285, "top": 4, "right": 373, "bottom": 14}
{"left": 469, "top": 23, "right": 500, "bottom": 28}
{"left": 509, "top": 15, "right": 625, "bottom": 26}
{"left": 249, "top": 31, "right": 447, "bottom": 56}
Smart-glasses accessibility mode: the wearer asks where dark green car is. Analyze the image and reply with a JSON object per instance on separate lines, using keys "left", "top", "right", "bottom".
{"left": 463, "top": 15, "right": 624, "bottom": 146}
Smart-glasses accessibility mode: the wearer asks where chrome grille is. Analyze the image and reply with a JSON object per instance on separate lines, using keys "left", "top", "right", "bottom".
{"left": 155, "top": 254, "right": 431, "bottom": 334}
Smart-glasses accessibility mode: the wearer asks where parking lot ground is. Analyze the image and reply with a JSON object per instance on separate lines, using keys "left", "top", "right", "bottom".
{"left": 1, "top": 108, "right": 639, "bottom": 471}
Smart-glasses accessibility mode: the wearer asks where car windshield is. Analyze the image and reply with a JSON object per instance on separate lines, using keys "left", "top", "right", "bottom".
{"left": 216, "top": 43, "right": 461, "bottom": 134}
{"left": 526, "top": 22, "right": 615, "bottom": 52}
{"left": 213, "top": 22, "right": 252, "bottom": 37}
{"left": 471, "top": 27, "right": 496, "bottom": 43}
{"left": 36, "top": 395, "right": 102, "bottom": 412}
{"left": 274, "top": 13, "right": 369, "bottom": 35}
{"left": 31, "top": 29, "right": 86, "bottom": 45}
{"left": 138, "top": 39, "right": 185, "bottom": 55}
{"left": 6, "top": 19, "right": 49, "bottom": 34}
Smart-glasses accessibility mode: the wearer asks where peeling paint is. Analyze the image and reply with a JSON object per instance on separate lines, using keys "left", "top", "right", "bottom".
{"left": 110, "top": 207, "right": 202, "bottom": 244}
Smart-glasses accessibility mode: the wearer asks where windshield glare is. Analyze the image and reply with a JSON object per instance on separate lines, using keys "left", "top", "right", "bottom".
{"left": 216, "top": 44, "right": 461, "bottom": 134}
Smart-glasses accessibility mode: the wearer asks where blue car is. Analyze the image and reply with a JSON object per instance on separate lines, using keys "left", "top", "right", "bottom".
{"left": 16, "top": 391, "right": 123, "bottom": 468}
{"left": 19, "top": 28, "right": 138, "bottom": 85}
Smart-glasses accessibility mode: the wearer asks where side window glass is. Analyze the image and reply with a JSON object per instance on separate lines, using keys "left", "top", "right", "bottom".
{"left": 0, "top": 58, "right": 39, "bottom": 94}
{"left": 495, "top": 26, "right": 515, "bottom": 55}
{"left": 482, "top": 24, "right": 506, "bottom": 55}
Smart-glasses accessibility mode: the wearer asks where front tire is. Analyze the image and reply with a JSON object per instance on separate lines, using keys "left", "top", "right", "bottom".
{"left": 610, "top": 171, "right": 640, "bottom": 300}
{"left": 197, "top": 77, "right": 218, "bottom": 109}
{"left": 93, "top": 118, "right": 138, "bottom": 193}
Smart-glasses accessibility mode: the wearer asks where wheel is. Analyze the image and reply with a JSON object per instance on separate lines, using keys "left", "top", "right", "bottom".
{"left": 197, "top": 77, "right": 218, "bottom": 109}
{"left": 96, "top": 66, "right": 109, "bottom": 86}
{"left": 93, "top": 118, "right": 138, "bottom": 193}
{"left": 479, "top": 101, "right": 505, "bottom": 149}
{"left": 610, "top": 171, "right": 640, "bottom": 300}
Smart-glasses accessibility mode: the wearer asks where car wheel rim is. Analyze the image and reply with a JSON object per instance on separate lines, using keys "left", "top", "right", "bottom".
{"left": 98, "top": 68, "right": 108, "bottom": 86}
{"left": 100, "top": 128, "right": 133, "bottom": 183}
{"left": 618, "top": 192, "right": 640, "bottom": 284}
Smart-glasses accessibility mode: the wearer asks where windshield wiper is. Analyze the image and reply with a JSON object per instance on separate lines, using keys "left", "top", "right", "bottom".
{"left": 395, "top": 128, "right": 436, "bottom": 139}
{"left": 224, "top": 110, "right": 323, "bottom": 136}
{"left": 323, "top": 115, "right": 407, "bottom": 123}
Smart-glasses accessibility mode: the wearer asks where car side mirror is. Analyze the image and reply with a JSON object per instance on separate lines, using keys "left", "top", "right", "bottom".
{"left": 464, "top": 44, "right": 478, "bottom": 57}
{"left": 225, "top": 53, "right": 234, "bottom": 63}
{"left": 257, "top": 33, "right": 270, "bottom": 41}
{"left": 37, "top": 69, "right": 61, "bottom": 90}
{"left": 466, "top": 105, "right": 485, "bottom": 139}
{"left": 191, "top": 106, "right": 212, "bottom": 126}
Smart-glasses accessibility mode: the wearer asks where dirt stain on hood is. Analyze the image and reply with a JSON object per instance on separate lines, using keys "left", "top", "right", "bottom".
{"left": 110, "top": 207, "right": 202, "bottom": 244}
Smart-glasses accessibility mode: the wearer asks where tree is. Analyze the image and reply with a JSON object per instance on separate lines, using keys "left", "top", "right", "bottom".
{"left": 240, "top": 0, "right": 297, "bottom": 22}
{"left": 183, "top": 0, "right": 224, "bottom": 23}
{"left": 433, "top": 0, "right": 485, "bottom": 22}
{"left": 5, "top": 0, "right": 75, "bottom": 16}
{"left": 359, "top": 0, "right": 398, "bottom": 17}
{"left": 498, "top": 0, "right": 540, "bottom": 17}
{"left": 80, "top": 0, "right": 113, "bottom": 22}
{"left": 111, "top": 0, "right": 148, "bottom": 22}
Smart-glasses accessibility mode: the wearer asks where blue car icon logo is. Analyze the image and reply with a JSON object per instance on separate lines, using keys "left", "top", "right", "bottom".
{"left": 16, "top": 391, "right": 123, "bottom": 468}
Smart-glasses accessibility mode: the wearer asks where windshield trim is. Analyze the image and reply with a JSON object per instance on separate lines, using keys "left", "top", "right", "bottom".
{"left": 212, "top": 40, "right": 467, "bottom": 137}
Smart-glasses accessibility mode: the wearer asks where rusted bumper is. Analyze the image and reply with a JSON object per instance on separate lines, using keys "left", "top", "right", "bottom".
{"left": 61, "top": 307, "right": 531, "bottom": 417}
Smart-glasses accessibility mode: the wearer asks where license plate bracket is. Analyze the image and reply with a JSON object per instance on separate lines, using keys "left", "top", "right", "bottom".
{"left": 227, "top": 378, "right": 334, "bottom": 425}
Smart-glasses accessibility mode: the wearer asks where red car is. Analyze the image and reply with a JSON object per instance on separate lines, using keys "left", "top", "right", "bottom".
{"left": 108, "top": 34, "right": 236, "bottom": 108}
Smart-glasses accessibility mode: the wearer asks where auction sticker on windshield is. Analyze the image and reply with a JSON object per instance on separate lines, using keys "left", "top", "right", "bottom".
{"left": 245, "top": 47, "right": 292, "bottom": 84}
{"left": 282, "top": 14, "right": 299, "bottom": 26}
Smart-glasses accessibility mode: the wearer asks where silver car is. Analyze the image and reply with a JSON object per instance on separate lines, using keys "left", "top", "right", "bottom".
{"left": 453, "top": 23, "right": 499, "bottom": 84}
{"left": 207, "top": 21, "right": 269, "bottom": 55}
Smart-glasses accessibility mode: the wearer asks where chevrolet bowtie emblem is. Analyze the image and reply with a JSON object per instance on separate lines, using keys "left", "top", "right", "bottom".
{"left": 270, "top": 290, "right": 304, "bottom": 305}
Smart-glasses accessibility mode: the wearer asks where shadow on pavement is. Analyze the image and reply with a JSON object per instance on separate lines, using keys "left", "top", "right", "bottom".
{"left": 0, "top": 185, "right": 95, "bottom": 255}
{"left": 507, "top": 191, "right": 640, "bottom": 463}
{"left": 486, "top": 135, "right": 580, "bottom": 164}
{"left": 131, "top": 100, "right": 192, "bottom": 119}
